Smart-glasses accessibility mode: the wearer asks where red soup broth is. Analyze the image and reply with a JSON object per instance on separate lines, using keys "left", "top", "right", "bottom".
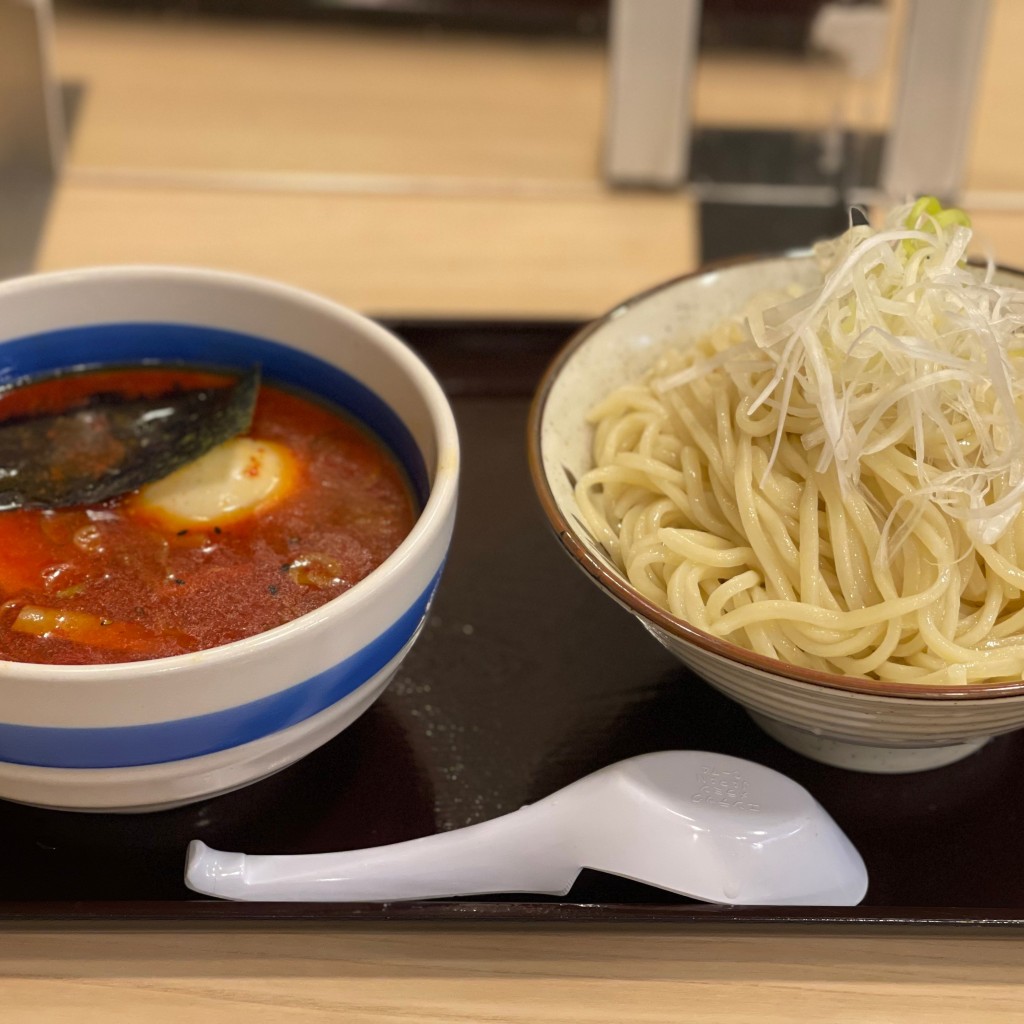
{"left": 0, "top": 366, "right": 418, "bottom": 665}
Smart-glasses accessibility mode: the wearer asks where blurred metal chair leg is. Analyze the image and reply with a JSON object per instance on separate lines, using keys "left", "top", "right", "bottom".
{"left": 603, "top": 0, "right": 991, "bottom": 208}
{"left": 880, "top": 0, "right": 991, "bottom": 202}
{"left": 0, "top": 0, "right": 64, "bottom": 277}
{"left": 603, "top": 0, "right": 701, "bottom": 188}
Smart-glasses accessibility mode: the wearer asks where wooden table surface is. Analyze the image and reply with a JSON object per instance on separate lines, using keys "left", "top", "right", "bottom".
{"left": 12, "top": 2, "right": 1024, "bottom": 1017}
{"left": 5, "top": 920, "right": 1024, "bottom": 1022}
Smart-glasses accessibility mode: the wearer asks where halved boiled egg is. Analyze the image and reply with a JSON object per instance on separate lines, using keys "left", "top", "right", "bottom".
{"left": 132, "top": 437, "right": 299, "bottom": 530}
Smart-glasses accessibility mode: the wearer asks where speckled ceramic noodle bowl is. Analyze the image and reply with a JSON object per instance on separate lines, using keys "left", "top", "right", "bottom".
{"left": 0, "top": 266, "right": 458, "bottom": 811}
{"left": 530, "top": 202, "right": 1024, "bottom": 774}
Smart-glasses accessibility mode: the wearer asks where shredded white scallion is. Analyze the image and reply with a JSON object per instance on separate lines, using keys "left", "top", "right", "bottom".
{"left": 728, "top": 200, "right": 1024, "bottom": 550}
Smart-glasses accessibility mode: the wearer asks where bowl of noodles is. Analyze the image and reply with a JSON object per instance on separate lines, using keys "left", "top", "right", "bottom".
{"left": 529, "top": 198, "right": 1024, "bottom": 774}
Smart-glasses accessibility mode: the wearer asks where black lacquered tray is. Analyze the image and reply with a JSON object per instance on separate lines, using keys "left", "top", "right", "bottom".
{"left": 1, "top": 319, "right": 1022, "bottom": 927}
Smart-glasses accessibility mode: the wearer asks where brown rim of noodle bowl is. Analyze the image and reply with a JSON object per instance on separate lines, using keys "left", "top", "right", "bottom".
{"left": 527, "top": 252, "right": 1024, "bottom": 703}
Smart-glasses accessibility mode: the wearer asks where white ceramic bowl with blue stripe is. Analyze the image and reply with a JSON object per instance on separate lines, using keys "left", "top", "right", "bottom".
{"left": 0, "top": 266, "right": 459, "bottom": 812}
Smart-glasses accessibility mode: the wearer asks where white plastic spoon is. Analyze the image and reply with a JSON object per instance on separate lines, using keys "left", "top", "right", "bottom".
{"left": 185, "top": 750, "right": 868, "bottom": 906}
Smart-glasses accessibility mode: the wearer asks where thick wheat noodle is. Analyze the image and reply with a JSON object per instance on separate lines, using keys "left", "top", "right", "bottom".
{"left": 575, "top": 332, "right": 1024, "bottom": 685}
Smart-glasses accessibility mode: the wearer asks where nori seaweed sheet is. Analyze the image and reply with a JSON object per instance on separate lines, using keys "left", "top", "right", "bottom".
{"left": 0, "top": 367, "right": 260, "bottom": 510}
